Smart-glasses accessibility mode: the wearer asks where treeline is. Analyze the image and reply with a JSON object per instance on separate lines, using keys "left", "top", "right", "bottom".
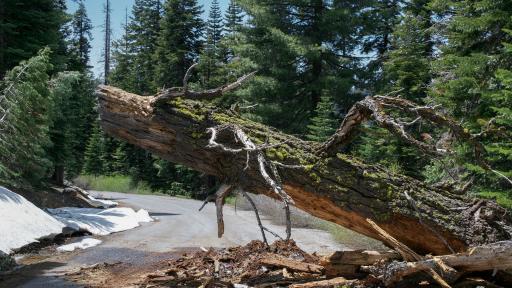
{"left": 1, "top": 0, "right": 511, "bottom": 205}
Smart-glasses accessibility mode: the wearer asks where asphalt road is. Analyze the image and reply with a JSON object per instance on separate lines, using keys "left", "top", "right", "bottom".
{"left": 12, "top": 192, "right": 346, "bottom": 288}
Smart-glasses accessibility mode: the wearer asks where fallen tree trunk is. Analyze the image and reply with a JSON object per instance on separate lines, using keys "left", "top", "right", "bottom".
{"left": 97, "top": 85, "right": 512, "bottom": 255}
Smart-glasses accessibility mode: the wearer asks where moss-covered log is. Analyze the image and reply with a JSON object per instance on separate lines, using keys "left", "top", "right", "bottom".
{"left": 97, "top": 85, "right": 512, "bottom": 255}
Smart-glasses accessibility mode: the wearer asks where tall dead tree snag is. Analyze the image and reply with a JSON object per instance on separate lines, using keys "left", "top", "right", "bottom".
{"left": 97, "top": 74, "right": 512, "bottom": 255}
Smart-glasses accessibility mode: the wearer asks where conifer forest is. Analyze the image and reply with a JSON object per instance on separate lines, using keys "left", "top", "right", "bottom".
{"left": 1, "top": 0, "right": 512, "bottom": 287}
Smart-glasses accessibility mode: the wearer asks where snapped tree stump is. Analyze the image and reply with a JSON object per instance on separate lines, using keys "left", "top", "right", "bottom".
{"left": 97, "top": 85, "right": 512, "bottom": 255}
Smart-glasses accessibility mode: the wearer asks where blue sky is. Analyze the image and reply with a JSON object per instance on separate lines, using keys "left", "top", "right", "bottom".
{"left": 67, "top": 0, "right": 228, "bottom": 77}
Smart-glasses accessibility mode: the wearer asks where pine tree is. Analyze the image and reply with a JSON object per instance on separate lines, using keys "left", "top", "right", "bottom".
{"left": 110, "top": 7, "right": 137, "bottom": 92}
{"left": 423, "top": 0, "right": 512, "bottom": 193}
{"left": 471, "top": 28, "right": 512, "bottom": 203}
{"left": 306, "top": 94, "right": 339, "bottom": 142}
{"left": 199, "top": 0, "right": 225, "bottom": 87}
{"left": 0, "top": 49, "right": 54, "bottom": 186}
{"left": 112, "top": 145, "right": 129, "bottom": 174}
{"left": 0, "top": 0, "right": 68, "bottom": 78}
{"left": 83, "top": 124, "right": 104, "bottom": 176}
{"left": 47, "top": 71, "right": 80, "bottom": 185}
{"left": 200, "top": 34, "right": 218, "bottom": 88}
{"left": 40, "top": 1, "right": 98, "bottom": 185}
{"left": 383, "top": 0, "right": 432, "bottom": 101}
{"left": 47, "top": 72, "right": 96, "bottom": 184}
{"left": 208, "top": 0, "right": 223, "bottom": 48}
{"left": 228, "top": 0, "right": 362, "bottom": 134}
{"left": 111, "top": 0, "right": 163, "bottom": 95}
{"left": 103, "top": 0, "right": 112, "bottom": 84}
{"left": 128, "top": 0, "right": 163, "bottom": 94}
{"left": 352, "top": 0, "right": 433, "bottom": 178}
{"left": 430, "top": 0, "right": 512, "bottom": 119}
{"left": 224, "top": 0, "right": 244, "bottom": 34}
{"left": 154, "top": 0, "right": 204, "bottom": 88}
{"left": 68, "top": 0, "right": 93, "bottom": 72}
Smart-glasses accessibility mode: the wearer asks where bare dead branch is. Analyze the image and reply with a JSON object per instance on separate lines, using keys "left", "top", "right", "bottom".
{"left": 366, "top": 218, "right": 421, "bottom": 262}
{"left": 206, "top": 126, "right": 244, "bottom": 153}
{"left": 183, "top": 62, "right": 199, "bottom": 92}
{"left": 151, "top": 69, "right": 257, "bottom": 107}
{"left": 240, "top": 190, "right": 269, "bottom": 246}
{"left": 271, "top": 161, "right": 304, "bottom": 169}
{"left": 205, "top": 124, "right": 294, "bottom": 241}
{"left": 199, "top": 193, "right": 217, "bottom": 211}
{"left": 215, "top": 184, "right": 235, "bottom": 238}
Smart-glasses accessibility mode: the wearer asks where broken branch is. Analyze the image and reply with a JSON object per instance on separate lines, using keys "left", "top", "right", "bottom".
{"left": 183, "top": 62, "right": 198, "bottom": 92}
{"left": 215, "top": 184, "right": 235, "bottom": 238}
{"left": 151, "top": 68, "right": 257, "bottom": 107}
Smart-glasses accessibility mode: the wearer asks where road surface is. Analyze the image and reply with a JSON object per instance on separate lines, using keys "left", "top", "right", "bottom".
{"left": 8, "top": 192, "right": 346, "bottom": 287}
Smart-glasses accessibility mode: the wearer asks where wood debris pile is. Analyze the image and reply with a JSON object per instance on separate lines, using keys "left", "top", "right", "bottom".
{"left": 141, "top": 239, "right": 512, "bottom": 288}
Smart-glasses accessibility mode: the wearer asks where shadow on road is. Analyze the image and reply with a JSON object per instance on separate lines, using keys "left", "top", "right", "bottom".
{"left": 149, "top": 212, "right": 181, "bottom": 217}
{"left": 0, "top": 261, "right": 74, "bottom": 288}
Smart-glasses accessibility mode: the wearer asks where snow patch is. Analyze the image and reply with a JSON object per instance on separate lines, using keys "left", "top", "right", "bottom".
{"left": 57, "top": 238, "right": 102, "bottom": 252}
{"left": 48, "top": 207, "right": 154, "bottom": 236}
{"left": 0, "top": 187, "right": 65, "bottom": 254}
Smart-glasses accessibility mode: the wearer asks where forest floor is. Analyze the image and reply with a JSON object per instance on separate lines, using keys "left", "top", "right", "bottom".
{"left": 1, "top": 191, "right": 360, "bottom": 287}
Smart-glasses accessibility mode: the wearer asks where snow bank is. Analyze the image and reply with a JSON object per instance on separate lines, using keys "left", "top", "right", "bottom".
{"left": 86, "top": 194, "right": 118, "bottom": 208}
{"left": 57, "top": 238, "right": 102, "bottom": 252}
{"left": 48, "top": 207, "right": 153, "bottom": 236}
{"left": 63, "top": 185, "right": 118, "bottom": 208}
{"left": 0, "top": 187, "right": 65, "bottom": 254}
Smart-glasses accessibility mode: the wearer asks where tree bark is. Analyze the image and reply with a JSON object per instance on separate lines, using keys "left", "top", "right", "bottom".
{"left": 97, "top": 85, "right": 512, "bottom": 255}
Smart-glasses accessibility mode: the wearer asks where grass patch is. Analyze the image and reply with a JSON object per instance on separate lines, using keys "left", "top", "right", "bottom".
{"left": 74, "top": 175, "right": 161, "bottom": 195}
{"left": 478, "top": 191, "right": 512, "bottom": 210}
{"left": 225, "top": 196, "right": 237, "bottom": 206}
{"left": 312, "top": 221, "right": 386, "bottom": 251}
